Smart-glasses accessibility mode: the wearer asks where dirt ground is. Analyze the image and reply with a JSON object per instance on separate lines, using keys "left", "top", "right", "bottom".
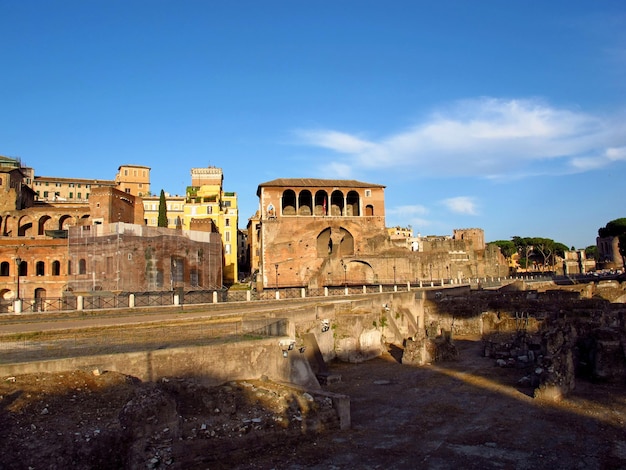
{"left": 1, "top": 337, "right": 625, "bottom": 470}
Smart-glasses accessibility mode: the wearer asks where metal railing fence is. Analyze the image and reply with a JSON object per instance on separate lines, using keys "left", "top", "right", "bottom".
{"left": 2, "top": 274, "right": 553, "bottom": 315}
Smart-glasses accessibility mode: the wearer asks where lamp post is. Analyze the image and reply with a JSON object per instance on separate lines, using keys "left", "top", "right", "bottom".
{"left": 343, "top": 263, "right": 347, "bottom": 286}
{"left": 274, "top": 263, "right": 279, "bottom": 289}
{"left": 393, "top": 265, "right": 396, "bottom": 285}
{"left": 15, "top": 257, "right": 22, "bottom": 301}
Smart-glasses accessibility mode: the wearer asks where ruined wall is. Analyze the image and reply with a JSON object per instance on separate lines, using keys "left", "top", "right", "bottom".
{"left": 68, "top": 224, "right": 223, "bottom": 292}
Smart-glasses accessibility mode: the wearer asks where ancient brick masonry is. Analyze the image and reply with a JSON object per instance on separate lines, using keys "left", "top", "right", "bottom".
{"left": 67, "top": 223, "right": 223, "bottom": 292}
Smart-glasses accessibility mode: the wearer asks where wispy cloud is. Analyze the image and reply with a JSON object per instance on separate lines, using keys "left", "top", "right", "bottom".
{"left": 386, "top": 204, "right": 429, "bottom": 216}
{"left": 294, "top": 98, "right": 626, "bottom": 179}
{"left": 385, "top": 204, "right": 432, "bottom": 231}
{"left": 441, "top": 196, "right": 479, "bottom": 215}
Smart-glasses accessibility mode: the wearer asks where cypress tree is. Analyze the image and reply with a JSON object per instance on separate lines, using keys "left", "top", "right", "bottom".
{"left": 158, "top": 189, "right": 168, "bottom": 227}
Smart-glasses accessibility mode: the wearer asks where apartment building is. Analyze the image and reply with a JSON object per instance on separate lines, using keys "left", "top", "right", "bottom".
{"left": 142, "top": 193, "right": 185, "bottom": 229}
{"left": 115, "top": 164, "right": 151, "bottom": 197}
{"left": 33, "top": 175, "right": 116, "bottom": 202}
{"left": 184, "top": 167, "right": 239, "bottom": 285}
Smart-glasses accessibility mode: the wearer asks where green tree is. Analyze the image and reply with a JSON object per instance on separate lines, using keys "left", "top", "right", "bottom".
{"left": 489, "top": 240, "right": 516, "bottom": 258}
{"left": 158, "top": 189, "right": 168, "bottom": 228}
{"left": 585, "top": 245, "right": 598, "bottom": 261}
{"left": 598, "top": 218, "right": 626, "bottom": 237}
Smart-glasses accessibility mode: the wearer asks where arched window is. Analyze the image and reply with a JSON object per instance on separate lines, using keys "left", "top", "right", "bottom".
{"left": 0, "top": 262, "right": 9, "bottom": 276}
{"left": 298, "top": 190, "right": 313, "bottom": 216}
{"left": 78, "top": 259, "right": 87, "bottom": 275}
{"left": 314, "top": 191, "right": 328, "bottom": 216}
{"left": 365, "top": 204, "right": 374, "bottom": 216}
{"left": 17, "top": 217, "right": 33, "bottom": 237}
{"left": 59, "top": 215, "right": 73, "bottom": 230}
{"left": 282, "top": 190, "right": 297, "bottom": 216}
{"left": 38, "top": 215, "right": 52, "bottom": 236}
{"left": 36, "top": 261, "right": 45, "bottom": 276}
{"left": 18, "top": 261, "right": 28, "bottom": 276}
{"left": 346, "top": 191, "right": 360, "bottom": 216}
{"left": 330, "top": 190, "right": 344, "bottom": 216}
{"left": 52, "top": 260, "right": 61, "bottom": 276}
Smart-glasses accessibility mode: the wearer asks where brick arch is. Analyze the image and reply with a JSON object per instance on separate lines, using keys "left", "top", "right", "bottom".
{"left": 330, "top": 190, "right": 344, "bottom": 216}
{"left": 282, "top": 189, "right": 296, "bottom": 216}
{"left": 314, "top": 190, "right": 328, "bottom": 216}
{"left": 0, "top": 288, "right": 13, "bottom": 301}
{"left": 345, "top": 260, "right": 374, "bottom": 284}
{"left": 17, "top": 214, "right": 34, "bottom": 237}
{"left": 298, "top": 190, "right": 312, "bottom": 216}
{"left": 346, "top": 190, "right": 360, "bottom": 216}
{"left": 59, "top": 214, "right": 75, "bottom": 230}
{"left": 38, "top": 215, "right": 53, "bottom": 235}
{"left": 2, "top": 214, "right": 16, "bottom": 236}
{"left": 316, "top": 227, "right": 354, "bottom": 257}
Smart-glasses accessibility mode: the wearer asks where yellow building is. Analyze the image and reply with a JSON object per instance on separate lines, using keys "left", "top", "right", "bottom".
{"left": 184, "top": 167, "right": 238, "bottom": 284}
{"left": 115, "top": 165, "right": 151, "bottom": 197}
{"left": 142, "top": 193, "right": 185, "bottom": 229}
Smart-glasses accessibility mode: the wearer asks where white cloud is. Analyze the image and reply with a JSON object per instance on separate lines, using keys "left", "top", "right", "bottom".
{"left": 294, "top": 98, "right": 626, "bottom": 179}
{"left": 324, "top": 161, "right": 353, "bottom": 178}
{"left": 295, "top": 129, "right": 375, "bottom": 154}
{"left": 386, "top": 204, "right": 429, "bottom": 216}
{"left": 441, "top": 196, "right": 479, "bottom": 215}
{"left": 386, "top": 205, "right": 432, "bottom": 232}
{"left": 570, "top": 145, "right": 626, "bottom": 171}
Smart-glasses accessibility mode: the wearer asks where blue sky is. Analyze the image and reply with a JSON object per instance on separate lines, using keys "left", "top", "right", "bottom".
{"left": 1, "top": 1, "right": 625, "bottom": 249}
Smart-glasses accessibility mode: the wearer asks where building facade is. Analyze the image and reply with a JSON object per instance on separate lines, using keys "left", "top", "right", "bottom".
{"left": 142, "top": 193, "right": 185, "bottom": 229}
{"left": 253, "top": 178, "right": 505, "bottom": 290}
{"left": 67, "top": 223, "right": 223, "bottom": 293}
{"left": 32, "top": 176, "right": 116, "bottom": 203}
{"left": 255, "top": 178, "right": 388, "bottom": 289}
{"left": 115, "top": 164, "right": 151, "bottom": 197}
{"left": 184, "top": 167, "right": 239, "bottom": 285}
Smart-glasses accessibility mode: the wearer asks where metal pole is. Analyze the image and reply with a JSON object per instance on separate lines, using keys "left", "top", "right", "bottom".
{"left": 15, "top": 258, "right": 21, "bottom": 301}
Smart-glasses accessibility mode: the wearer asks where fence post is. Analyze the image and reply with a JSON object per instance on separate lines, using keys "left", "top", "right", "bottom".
{"left": 213, "top": 291, "right": 218, "bottom": 303}
{"left": 324, "top": 287, "right": 329, "bottom": 297}
{"left": 246, "top": 290, "right": 251, "bottom": 301}
{"left": 363, "top": 285, "right": 367, "bottom": 294}
{"left": 14, "top": 299, "right": 22, "bottom": 314}
{"left": 379, "top": 285, "right": 383, "bottom": 293}
{"left": 77, "top": 295, "right": 83, "bottom": 311}
{"left": 301, "top": 288, "right": 306, "bottom": 298}
{"left": 174, "top": 294, "right": 180, "bottom": 306}
{"left": 344, "top": 286, "right": 349, "bottom": 295}
{"left": 129, "top": 294, "right": 135, "bottom": 308}
{"left": 407, "top": 282, "right": 411, "bottom": 291}
{"left": 393, "top": 285, "right": 398, "bottom": 292}
{"left": 275, "top": 290, "right": 280, "bottom": 300}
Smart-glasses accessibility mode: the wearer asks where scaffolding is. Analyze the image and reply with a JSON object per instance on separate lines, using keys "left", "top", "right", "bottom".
{"left": 67, "top": 223, "right": 223, "bottom": 293}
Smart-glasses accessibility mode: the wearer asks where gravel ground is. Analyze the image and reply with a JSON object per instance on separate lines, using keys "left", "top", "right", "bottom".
{"left": 2, "top": 337, "right": 625, "bottom": 469}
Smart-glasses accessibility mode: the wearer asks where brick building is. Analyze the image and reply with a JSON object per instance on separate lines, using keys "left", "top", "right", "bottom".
{"left": 67, "top": 223, "right": 222, "bottom": 293}
{"left": 253, "top": 178, "right": 505, "bottom": 289}
{"left": 0, "top": 156, "right": 223, "bottom": 305}
{"left": 254, "top": 178, "right": 389, "bottom": 288}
